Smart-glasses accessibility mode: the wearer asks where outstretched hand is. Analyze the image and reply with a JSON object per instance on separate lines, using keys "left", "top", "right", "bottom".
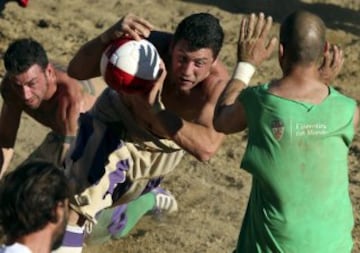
{"left": 319, "top": 41, "right": 344, "bottom": 85}
{"left": 101, "top": 13, "right": 154, "bottom": 44}
{"left": 237, "top": 13, "right": 277, "bottom": 67}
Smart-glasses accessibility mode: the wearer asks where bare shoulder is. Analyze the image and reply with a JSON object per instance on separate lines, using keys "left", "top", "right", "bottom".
{"left": 54, "top": 69, "right": 84, "bottom": 99}
{"left": 55, "top": 68, "right": 80, "bottom": 86}
{"left": 203, "top": 60, "right": 230, "bottom": 100}
{"left": 55, "top": 67, "right": 106, "bottom": 96}
{"left": 54, "top": 68, "right": 99, "bottom": 112}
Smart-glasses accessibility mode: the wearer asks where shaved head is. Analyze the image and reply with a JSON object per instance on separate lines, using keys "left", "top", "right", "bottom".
{"left": 280, "top": 11, "right": 326, "bottom": 67}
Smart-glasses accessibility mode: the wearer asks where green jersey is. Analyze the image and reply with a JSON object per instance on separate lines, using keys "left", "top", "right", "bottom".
{"left": 235, "top": 84, "right": 356, "bottom": 253}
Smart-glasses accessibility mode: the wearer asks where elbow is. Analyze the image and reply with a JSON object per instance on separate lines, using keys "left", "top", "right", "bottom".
{"left": 194, "top": 145, "right": 218, "bottom": 162}
{"left": 194, "top": 134, "right": 224, "bottom": 162}
{"left": 197, "top": 153, "right": 212, "bottom": 162}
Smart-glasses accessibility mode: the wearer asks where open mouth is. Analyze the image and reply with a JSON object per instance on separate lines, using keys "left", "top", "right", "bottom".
{"left": 179, "top": 77, "right": 193, "bottom": 86}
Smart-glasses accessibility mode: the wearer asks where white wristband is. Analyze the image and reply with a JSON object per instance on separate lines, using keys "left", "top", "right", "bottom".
{"left": 232, "top": 62, "right": 256, "bottom": 86}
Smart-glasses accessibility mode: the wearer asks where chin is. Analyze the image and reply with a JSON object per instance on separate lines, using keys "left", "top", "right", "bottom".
{"left": 178, "top": 81, "right": 196, "bottom": 91}
{"left": 28, "top": 105, "right": 40, "bottom": 110}
{"left": 26, "top": 101, "right": 41, "bottom": 109}
{"left": 51, "top": 221, "right": 67, "bottom": 250}
{"left": 51, "top": 232, "right": 65, "bottom": 250}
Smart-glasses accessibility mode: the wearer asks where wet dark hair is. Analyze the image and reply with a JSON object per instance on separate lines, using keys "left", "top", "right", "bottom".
{"left": 3, "top": 38, "right": 49, "bottom": 75}
{"left": 173, "top": 13, "right": 224, "bottom": 58}
{"left": 0, "top": 161, "right": 70, "bottom": 240}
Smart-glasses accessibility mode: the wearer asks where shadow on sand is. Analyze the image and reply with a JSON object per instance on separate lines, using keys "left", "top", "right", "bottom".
{"left": 181, "top": 0, "right": 360, "bottom": 37}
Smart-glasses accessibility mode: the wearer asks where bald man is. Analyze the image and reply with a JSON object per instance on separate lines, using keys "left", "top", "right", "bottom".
{"left": 214, "top": 11, "right": 358, "bottom": 252}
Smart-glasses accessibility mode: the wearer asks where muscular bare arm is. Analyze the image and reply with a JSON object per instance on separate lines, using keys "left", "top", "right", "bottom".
{"left": 158, "top": 76, "right": 227, "bottom": 161}
{"left": 156, "top": 58, "right": 230, "bottom": 161}
{"left": 214, "top": 78, "right": 249, "bottom": 134}
{"left": 214, "top": 13, "right": 277, "bottom": 134}
{"left": 54, "top": 71, "right": 88, "bottom": 163}
{"left": 56, "top": 71, "right": 83, "bottom": 137}
{"left": 127, "top": 60, "right": 229, "bottom": 161}
{"left": 68, "top": 14, "right": 153, "bottom": 80}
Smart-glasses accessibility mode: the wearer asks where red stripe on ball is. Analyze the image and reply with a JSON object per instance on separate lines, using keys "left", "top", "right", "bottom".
{"left": 105, "top": 37, "right": 133, "bottom": 59}
{"left": 105, "top": 63, "right": 154, "bottom": 94}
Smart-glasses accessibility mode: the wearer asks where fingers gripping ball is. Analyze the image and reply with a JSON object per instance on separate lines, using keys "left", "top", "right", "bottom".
{"left": 100, "top": 37, "right": 161, "bottom": 93}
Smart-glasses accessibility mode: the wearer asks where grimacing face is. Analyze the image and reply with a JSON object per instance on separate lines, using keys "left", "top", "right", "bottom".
{"left": 171, "top": 39, "right": 216, "bottom": 92}
{"left": 10, "top": 64, "right": 50, "bottom": 109}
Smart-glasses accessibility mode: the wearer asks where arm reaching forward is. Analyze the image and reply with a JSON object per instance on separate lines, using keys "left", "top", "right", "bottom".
{"left": 214, "top": 13, "right": 277, "bottom": 134}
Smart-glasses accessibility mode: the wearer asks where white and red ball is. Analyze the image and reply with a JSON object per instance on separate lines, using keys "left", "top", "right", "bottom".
{"left": 100, "top": 37, "right": 161, "bottom": 93}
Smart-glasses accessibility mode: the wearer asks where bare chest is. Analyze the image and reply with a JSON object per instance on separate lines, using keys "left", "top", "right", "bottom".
{"left": 162, "top": 89, "right": 207, "bottom": 121}
{"left": 24, "top": 104, "right": 61, "bottom": 131}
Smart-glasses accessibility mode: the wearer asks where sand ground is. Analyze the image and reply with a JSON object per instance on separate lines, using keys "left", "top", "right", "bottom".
{"left": 0, "top": 0, "right": 359, "bottom": 252}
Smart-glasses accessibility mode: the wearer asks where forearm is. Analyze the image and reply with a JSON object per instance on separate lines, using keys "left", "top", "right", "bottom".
{"left": 67, "top": 35, "right": 108, "bottom": 80}
{"left": 217, "top": 61, "right": 255, "bottom": 106}
{"left": 218, "top": 79, "right": 247, "bottom": 106}
{"left": 174, "top": 123, "right": 224, "bottom": 161}
{"left": 214, "top": 79, "right": 249, "bottom": 134}
{"left": 68, "top": 14, "right": 153, "bottom": 80}
{"left": 215, "top": 78, "right": 246, "bottom": 127}
{"left": 0, "top": 148, "right": 14, "bottom": 179}
{"left": 157, "top": 110, "right": 224, "bottom": 161}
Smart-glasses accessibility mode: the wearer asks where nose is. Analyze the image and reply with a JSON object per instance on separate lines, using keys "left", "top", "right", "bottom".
{"left": 181, "top": 62, "right": 194, "bottom": 77}
{"left": 22, "top": 85, "right": 32, "bottom": 100}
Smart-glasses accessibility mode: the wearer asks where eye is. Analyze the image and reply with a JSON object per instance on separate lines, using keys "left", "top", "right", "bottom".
{"left": 195, "top": 60, "right": 206, "bottom": 67}
{"left": 14, "top": 84, "right": 22, "bottom": 89}
{"left": 178, "top": 55, "right": 187, "bottom": 64}
{"left": 27, "top": 81, "right": 37, "bottom": 88}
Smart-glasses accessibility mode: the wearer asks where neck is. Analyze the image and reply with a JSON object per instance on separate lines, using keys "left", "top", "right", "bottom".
{"left": 43, "top": 70, "right": 58, "bottom": 101}
{"left": 14, "top": 229, "right": 53, "bottom": 253}
{"left": 282, "top": 63, "right": 321, "bottom": 85}
{"left": 271, "top": 63, "right": 328, "bottom": 104}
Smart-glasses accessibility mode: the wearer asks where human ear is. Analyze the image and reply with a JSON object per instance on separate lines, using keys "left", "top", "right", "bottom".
{"left": 45, "top": 63, "right": 56, "bottom": 82}
{"left": 278, "top": 43, "right": 284, "bottom": 69}
{"left": 54, "top": 200, "right": 68, "bottom": 224}
{"left": 212, "top": 58, "right": 218, "bottom": 67}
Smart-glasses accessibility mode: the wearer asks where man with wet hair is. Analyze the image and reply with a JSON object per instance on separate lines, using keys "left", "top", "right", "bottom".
{"left": 0, "top": 38, "right": 104, "bottom": 179}
{"left": 0, "top": 161, "right": 70, "bottom": 253}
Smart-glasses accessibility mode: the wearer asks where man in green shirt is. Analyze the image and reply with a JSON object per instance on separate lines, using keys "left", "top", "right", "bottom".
{"left": 215, "top": 11, "right": 358, "bottom": 252}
